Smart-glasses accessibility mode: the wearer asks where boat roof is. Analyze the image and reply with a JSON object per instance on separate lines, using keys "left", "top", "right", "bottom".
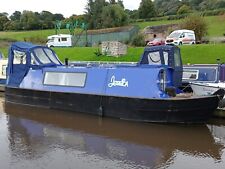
{"left": 10, "top": 42, "right": 46, "bottom": 52}
{"left": 144, "top": 44, "right": 177, "bottom": 52}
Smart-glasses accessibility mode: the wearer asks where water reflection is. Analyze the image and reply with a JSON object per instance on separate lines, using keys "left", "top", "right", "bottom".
{"left": 1, "top": 101, "right": 225, "bottom": 169}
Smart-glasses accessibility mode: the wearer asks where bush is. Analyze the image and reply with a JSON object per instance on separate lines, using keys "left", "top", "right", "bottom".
{"left": 130, "top": 33, "right": 145, "bottom": 47}
{"left": 201, "top": 9, "right": 225, "bottom": 16}
{"left": 23, "top": 36, "right": 46, "bottom": 44}
{"left": 180, "top": 14, "right": 207, "bottom": 42}
{"left": 94, "top": 48, "right": 102, "bottom": 56}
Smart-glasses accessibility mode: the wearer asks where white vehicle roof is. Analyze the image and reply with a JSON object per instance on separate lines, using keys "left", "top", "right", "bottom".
{"left": 47, "top": 34, "right": 72, "bottom": 39}
{"left": 171, "top": 29, "right": 194, "bottom": 33}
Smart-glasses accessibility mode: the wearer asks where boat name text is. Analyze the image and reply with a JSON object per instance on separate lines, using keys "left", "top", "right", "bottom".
{"left": 108, "top": 75, "right": 129, "bottom": 88}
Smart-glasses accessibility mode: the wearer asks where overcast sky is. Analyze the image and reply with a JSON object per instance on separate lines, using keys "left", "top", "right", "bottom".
{"left": 0, "top": 0, "right": 142, "bottom": 17}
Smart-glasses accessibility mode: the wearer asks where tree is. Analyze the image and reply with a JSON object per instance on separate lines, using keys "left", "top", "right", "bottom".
{"left": 117, "top": 0, "right": 124, "bottom": 8}
{"left": 125, "top": 9, "right": 139, "bottom": 20}
{"left": 177, "top": 4, "right": 191, "bottom": 15}
{"left": 85, "top": 0, "right": 108, "bottom": 29}
{"left": 10, "top": 11, "right": 22, "bottom": 21}
{"left": 54, "top": 13, "right": 65, "bottom": 21}
{"left": 154, "top": 0, "right": 181, "bottom": 16}
{"left": 39, "top": 11, "right": 55, "bottom": 29}
{"left": 84, "top": 0, "right": 127, "bottom": 29}
{"left": 109, "top": 0, "right": 116, "bottom": 4}
{"left": 138, "top": 0, "right": 156, "bottom": 19}
{"left": 20, "top": 11, "right": 40, "bottom": 30}
{"left": 188, "top": 0, "right": 204, "bottom": 10}
{"left": 180, "top": 14, "right": 207, "bottom": 42}
{"left": 101, "top": 4, "right": 128, "bottom": 28}
{"left": 0, "top": 13, "right": 9, "bottom": 31}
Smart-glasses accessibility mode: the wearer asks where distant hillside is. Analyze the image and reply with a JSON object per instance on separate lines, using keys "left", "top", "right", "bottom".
{"left": 0, "top": 15, "right": 225, "bottom": 48}
{"left": 134, "top": 15, "right": 225, "bottom": 38}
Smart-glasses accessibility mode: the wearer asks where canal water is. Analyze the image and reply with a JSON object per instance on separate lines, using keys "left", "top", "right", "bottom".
{"left": 0, "top": 98, "right": 225, "bottom": 169}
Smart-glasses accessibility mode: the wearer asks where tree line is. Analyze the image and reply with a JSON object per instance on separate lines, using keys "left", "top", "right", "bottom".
{"left": 0, "top": 0, "right": 225, "bottom": 31}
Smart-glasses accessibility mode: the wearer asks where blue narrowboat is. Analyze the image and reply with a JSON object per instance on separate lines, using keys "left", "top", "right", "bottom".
{"left": 5, "top": 42, "right": 223, "bottom": 123}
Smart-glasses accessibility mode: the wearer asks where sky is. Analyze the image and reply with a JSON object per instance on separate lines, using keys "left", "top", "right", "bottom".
{"left": 0, "top": 0, "right": 142, "bottom": 17}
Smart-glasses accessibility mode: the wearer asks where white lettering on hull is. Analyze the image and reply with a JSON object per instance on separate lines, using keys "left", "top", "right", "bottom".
{"left": 108, "top": 75, "right": 129, "bottom": 88}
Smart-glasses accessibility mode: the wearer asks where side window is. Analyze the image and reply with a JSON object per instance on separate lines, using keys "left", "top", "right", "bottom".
{"left": 33, "top": 48, "right": 51, "bottom": 64}
{"left": 188, "top": 34, "right": 194, "bottom": 39}
{"left": 174, "top": 49, "right": 182, "bottom": 67}
{"left": 58, "top": 38, "right": 61, "bottom": 42}
{"left": 61, "top": 38, "right": 67, "bottom": 41}
{"left": 147, "top": 52, "right": 161, "bottom": 65}
{"left": 2, "top": 65, "right": 7, "bottom": 76}
{"left": 163, "top": 52, "right": 168, "bottom": 65}
{"left": 13, "top": 50, "right": 26, "bottom": 64}
{"left": 31, "top": 53, "right": 40, "bottom": 65}
{"left": 179, "top": 33, "right": 185, "bottom": 38}
{"left": 44, "top": 48, "right": 61, "bottom": 64}
{"left": 183, "top": 70, "right": 199, "bottom": 80}
{"left": 44, "top": 72, "right": 87, "bottom": 87}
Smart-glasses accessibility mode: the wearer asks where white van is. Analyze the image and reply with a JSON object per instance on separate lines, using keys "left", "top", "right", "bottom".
{"left": 46, "top": 34, "right": 73, "bottom": 47}
{"left": 165, "top": 29, "right": 196, "bottom": 45}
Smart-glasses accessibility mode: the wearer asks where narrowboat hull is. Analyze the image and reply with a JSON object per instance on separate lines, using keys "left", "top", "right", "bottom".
{"left": 5, "top": 87, "right": 220, "bottom": 123}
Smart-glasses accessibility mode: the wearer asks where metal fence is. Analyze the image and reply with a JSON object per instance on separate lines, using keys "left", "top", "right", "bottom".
{"left": 73, "top": 26, "right": 139, "bottom": 47}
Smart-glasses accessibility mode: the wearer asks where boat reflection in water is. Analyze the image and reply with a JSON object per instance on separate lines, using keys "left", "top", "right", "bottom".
{"left": 4, "top": 102, "right": 225, "bottom": 169}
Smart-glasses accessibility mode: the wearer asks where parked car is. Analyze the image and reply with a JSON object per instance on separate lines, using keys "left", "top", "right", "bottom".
{"left": 165, "top": 29, "right": 196, "bottom": 45}
{"left": 147, "top": 38, "right": 165, "bottom": 46}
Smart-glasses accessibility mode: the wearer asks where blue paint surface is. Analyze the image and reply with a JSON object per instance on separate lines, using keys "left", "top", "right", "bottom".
{"left": 7, "top": 42, "right": 181, "bottom": 99}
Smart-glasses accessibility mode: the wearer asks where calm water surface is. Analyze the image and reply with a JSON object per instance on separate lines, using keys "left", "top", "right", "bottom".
{"left": 0, "top": 98, "right": 225, "bottom": 169}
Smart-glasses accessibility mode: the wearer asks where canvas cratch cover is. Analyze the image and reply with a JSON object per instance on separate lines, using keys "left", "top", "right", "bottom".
{"left": 7, "top": 42, "right": 62, "bottom": 87}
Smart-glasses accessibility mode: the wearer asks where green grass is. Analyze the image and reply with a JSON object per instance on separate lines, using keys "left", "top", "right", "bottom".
{"left": 55, "top": 44, "right": 225, "bottom": 64}
{"left": 205, "top": 16, "right": 225, "bottom": 37}
{"left": 0, "top": 29, "right": 82, "bottom": 42}
{"left": 54, "top": 47, "right": 143, "bottom": 62}
{"left": 180, "top": 44, "right": 225, "bottom": 64}
{"left": 135, "top": 19, "right": 181, "bottom": 30}
{"left": 0, "top": 47, "right": 8, "bottom": 58}
{"left": 1, "top": 44, "right": 225, "bottom": 64}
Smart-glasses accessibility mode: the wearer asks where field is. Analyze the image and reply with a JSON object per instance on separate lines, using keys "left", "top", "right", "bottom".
{"left": 1, "top": 43, "right": 225, "bottom": 64}
{"left": 54, "top": 44, "right": 225, "bottom": 64}
{"left": 0, "top": 15, "right": 224, "bottom": 43}
{"left": 29, "top": 44, "right": 225, "bottom": 64}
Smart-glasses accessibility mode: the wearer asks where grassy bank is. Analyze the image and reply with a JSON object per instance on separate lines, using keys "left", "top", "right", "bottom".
{"left": 180, "top": 44, "right": 225, "bottom": 64}
{"left": 31, "top": 44, "right": 223, "bottom": 64}
{"left": 1, "top": 44, "right": 225, "bottom": 64}
{"left": 56, "top": 44, "right": 225, "bottom": 64}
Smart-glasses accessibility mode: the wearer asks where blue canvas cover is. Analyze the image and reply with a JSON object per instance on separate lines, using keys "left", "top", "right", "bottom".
{"left": 139, "top": 45, "right": 183, "bottom": 87}
{"left": 7, "top": 42, "right": 62, "bottom": 87}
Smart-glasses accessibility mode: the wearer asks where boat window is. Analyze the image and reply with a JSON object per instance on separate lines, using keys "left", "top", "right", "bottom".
{"left": 2, "top": 65, "right": 7, "bottom": 76}
{"left": 182, "top": 70, "right": 199, "bottom": 80}
{"left": 43, "top": 48, "right": 61, "bottom": 64}
{"left": 33, "top": 48, "right": 51, "bottom": 64}
{"left": 31, "top": 53, "right": 40, "bottom": 65}
{"left": 13, "top": 50, "right": 26, "bottom": 64}
{"left": 163, "top": 52, "right": 168, "bottom": 65}
{"left": 174, "top": 49, "right": 182, "bottom": 67}
{"left": 44, "top": 72, "right": 86, "bottom": 87}
{"left": 147, "top": 51, "right": 161, "bottom": 65}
